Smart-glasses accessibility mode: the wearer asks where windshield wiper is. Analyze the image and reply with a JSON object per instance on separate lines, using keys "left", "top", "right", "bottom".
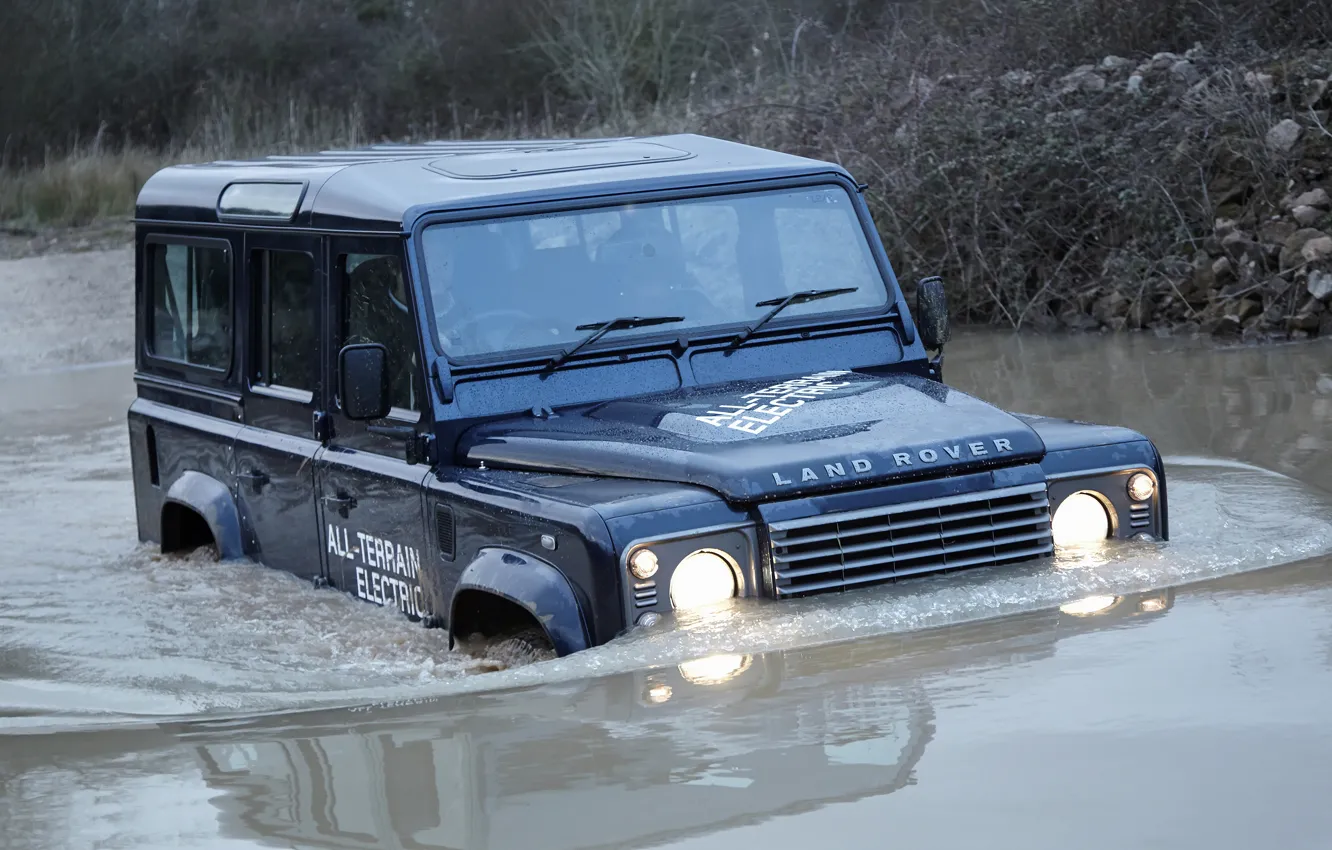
{"left": 543, "top": 315, "right": 685, "bottom": 372}
{"left": 728, "top": 287, "right": 859, "bottom": 349}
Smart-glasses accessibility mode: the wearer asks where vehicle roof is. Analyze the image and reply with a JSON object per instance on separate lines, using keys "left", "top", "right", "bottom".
{"left": 135, "top": 134, "right": 853, "bottom": 233}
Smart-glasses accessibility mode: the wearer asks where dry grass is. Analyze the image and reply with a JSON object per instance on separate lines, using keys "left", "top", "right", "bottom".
{"left": 0, "top": 148, "right": 168, "bottom": 228}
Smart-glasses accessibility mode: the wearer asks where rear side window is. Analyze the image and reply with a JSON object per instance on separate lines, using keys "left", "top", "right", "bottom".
{"left": 148, "top": 242, "right": 232, "bottom": 370}
{"left": 252, "top": 249, "right": 317, "bottom": 392}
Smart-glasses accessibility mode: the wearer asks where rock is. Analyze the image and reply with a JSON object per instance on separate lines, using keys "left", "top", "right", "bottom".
{"left": 1281, "top": 229, "right": 1331, "bottom": 270}
{"left": 1245, "top": 71, "right": 1275, "bottom": 94}
{"left": 1101, "top": 56, "right": 1133, "bottom": 71}
{"left": 1303, "top": 236, "right": 1332, "bottom": 263}
{"left": 1293, "top": 205, "right": 1325, "bottom": 227}
{"left": 1001, "top": 70, "right": 1035, "bottom": 90}
{"left": 1202, "top": 314, "right": 1242, "bottom": 336}
{"left": 1235, "top": 298, "right": 1263, "bottom": 322}
{"left": 1058, "top": 308, "right": 1100, "bottom": 331}
{"left": 1302, "top": 296, "right": 1327, "bottom": 315}
{"left": 1220, "top": 230, "right": 1262, "bottom": 266}
{"left": 1149, "top": 52, "right": 1181, "bottom": 71}
{"left": 1305, "top": 78, "right": 1330, "bottom": 109}
{"left": 1092, "top": 291, "right": 1131, "bottom": 324}
{"left": 1211, "top": 256, "right": 1235, "bottom": 286}
{"left": 1292, "top": 188, "right": 1331, "bottom": 210}
{"left": 1104, "top": 316, "right": 1129, "bottom": 332}
{"left": 1267, "top": 119, "right": 1303, "bottom": 153}
{"left": 1309, "top": 270, "right": 1332, "bottom": 301}
{"left": 1259, "top": 219, "right": 1297, "bottom": 246}
{"left": 1322, "top": 312, "right": 1332, "bottom": 336}
{"left": 1213, "top": 217, "right": 1238, "bottom": 238}
{"left": 1169, "top": 60, "right": 1201, "bottom": 85}
{"left": 1126, "top": 74, "right": 1145, "bottom": 95}
{"left": 1290, "top": 312, "right": 1321, "bottom": 331}
{"left": 1059, "top": 66, "right": 1106, "bottom": 94}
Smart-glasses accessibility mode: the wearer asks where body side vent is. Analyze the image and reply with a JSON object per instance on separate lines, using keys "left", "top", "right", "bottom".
{"left": 436, "top": 504, "right": 456, "bottom": 560}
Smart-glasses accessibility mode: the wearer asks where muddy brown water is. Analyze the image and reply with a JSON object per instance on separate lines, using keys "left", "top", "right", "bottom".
{"left": 1, "top": 331, "right": 1331, "bottom": 849}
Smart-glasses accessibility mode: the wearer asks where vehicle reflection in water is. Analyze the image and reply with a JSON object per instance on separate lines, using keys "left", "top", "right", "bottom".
{"left": 182, "top": 588, "right": 1176, "bottom": 850}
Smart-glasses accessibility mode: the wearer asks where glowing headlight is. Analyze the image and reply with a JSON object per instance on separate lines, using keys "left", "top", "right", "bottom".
{"left": 669, "top": 549, "right": 738, "bottom": 610}
{"left": 678, "top": 653, "right": 753, "bottom": 685}
{"left": 1060, "top": 595, "right": 1119, "bottom": 616}
{"left": 1127, "top": 472, "right": 1155, "bottom": 503}
{"left": 628, "top": 548, "right": 659, "bottom": 580}
{"left": 1052, "top": 492, "right": 1111, "bottom": 547}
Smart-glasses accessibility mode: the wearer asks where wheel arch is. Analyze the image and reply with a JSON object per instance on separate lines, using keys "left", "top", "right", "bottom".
{"left": 449, "top": 548, "right": 591, "bottom": 657}
{"left": 162, "top": 470, "right": 245, "bottom": 559}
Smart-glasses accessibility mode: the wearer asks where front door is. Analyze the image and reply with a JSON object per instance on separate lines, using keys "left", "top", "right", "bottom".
{"left": 315, "top": 237, "right": 433, "bottom": 620}
{"left": 233, "top": 232, "right": 326, "bottom": 582}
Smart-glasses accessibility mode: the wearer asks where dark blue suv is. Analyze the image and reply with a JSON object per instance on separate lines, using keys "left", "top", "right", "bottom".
{"left": 127, "top": 134, "right": 1168, "bottom": 657}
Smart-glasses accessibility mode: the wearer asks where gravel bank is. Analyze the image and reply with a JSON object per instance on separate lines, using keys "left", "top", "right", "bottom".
{"left": 0, "top": 247, "right": 134, "bottom": 375}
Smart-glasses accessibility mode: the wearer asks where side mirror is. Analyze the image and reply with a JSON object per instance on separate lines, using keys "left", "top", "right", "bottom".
{"left": 916, "top": 276, "right": 950, "bottom": 351}
{"left": 339, "top": 343, "right": 391, "bottom": 421}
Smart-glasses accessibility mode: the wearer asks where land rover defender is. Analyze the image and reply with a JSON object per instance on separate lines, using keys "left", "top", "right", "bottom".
{"left": 127, "top": 134, "right": 1168, "bottom": 657}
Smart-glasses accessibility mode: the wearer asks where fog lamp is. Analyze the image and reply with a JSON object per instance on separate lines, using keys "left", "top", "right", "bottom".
{"left": 1139, "top": 596, "right": 1168, "bottom": 613}
{"left": 1127, "top": 473, "right": 1155, "bottom": 503}
{"left": 1052, "top": 492, "right": 1111, "bottom": 547}
{"left": 646, "top": 683, "right": 673, "bottom": 704}
{"left": 629, "top": 548, "right": 659, "bottom": 580}
{"left": 678, "top": 653, "right": 753, "bottom": 685}
{"left": 669, "top": 550, "right": 739, "bottom": 610}
{"left": 1060, "top": 595, "right": 1119, "bottom": 616}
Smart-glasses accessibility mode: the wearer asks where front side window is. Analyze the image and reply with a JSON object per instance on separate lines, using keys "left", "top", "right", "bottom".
{"left": 341, "top": 253, "right": 421, "bottom": 413}
{"left": 252, "top": 249, "right": 316, "bottom": 392}
{"left": 148, "top": 241, "right": 232, "bottom": 369}
{"left": 421, "top": 185, "right": 889, "bottom": 359}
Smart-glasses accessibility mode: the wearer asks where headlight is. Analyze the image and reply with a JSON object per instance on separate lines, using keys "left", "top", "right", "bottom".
{"left": 678, "top": 653, "right": 753, "bottom": 685}
{"left": 669, "top": 549, "right": 739, "bottom": 610}
{"left": 1127, "top": 472, "right": 1155, "bottom": 503}
{"left": 1051, "top": 492, "right": 1110, "bottom": 547}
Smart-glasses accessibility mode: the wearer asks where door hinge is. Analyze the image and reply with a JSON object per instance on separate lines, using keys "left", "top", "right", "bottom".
{"left": 312, "top": 410, "right": 331, "bottom": 442}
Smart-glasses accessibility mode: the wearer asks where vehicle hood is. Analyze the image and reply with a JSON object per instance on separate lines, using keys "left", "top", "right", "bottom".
{"left": 458, "top": 369, "right": 1047, "bottom": 502}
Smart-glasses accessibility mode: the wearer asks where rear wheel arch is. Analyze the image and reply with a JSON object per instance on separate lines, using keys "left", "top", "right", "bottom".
{"left": 161, "top": 471, "right": 245, "bottom": 559}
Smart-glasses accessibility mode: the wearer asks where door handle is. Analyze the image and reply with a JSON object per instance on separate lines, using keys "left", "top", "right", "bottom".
{"left": 238, "top": 469, "right": 270, "bottom": 491}
{"left": 323, "top": 492, "right": 358, "bottom": 517}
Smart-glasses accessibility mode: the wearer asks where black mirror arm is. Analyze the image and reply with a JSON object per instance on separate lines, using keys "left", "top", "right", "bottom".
{"left": 432, "top": 358, "right": 455, "bottom": 404}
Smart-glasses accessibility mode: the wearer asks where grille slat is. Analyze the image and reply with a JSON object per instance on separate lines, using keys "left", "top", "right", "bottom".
{"left": 1129, "top": 502, "right": 1151, "bottom": 529}
{"left": 769, "top": 482, "right": 1053, "bottom": 597}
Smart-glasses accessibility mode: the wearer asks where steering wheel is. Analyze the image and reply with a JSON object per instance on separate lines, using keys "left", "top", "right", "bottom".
{"left": 447, "top": 309, "right": 558, "bottom": 352}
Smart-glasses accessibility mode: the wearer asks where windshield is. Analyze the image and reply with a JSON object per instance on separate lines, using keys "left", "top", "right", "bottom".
{"left": 421, "top": 185, "right": 890, "bottom": 358}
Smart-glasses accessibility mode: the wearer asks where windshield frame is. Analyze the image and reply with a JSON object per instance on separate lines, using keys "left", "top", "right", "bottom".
{"left": 410, "top": 174, "right": 907, "bottom": 367}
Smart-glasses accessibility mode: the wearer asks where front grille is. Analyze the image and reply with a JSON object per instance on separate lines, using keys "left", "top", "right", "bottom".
{"left": 768, "top": 483, "right": 1053, "bottom": 596}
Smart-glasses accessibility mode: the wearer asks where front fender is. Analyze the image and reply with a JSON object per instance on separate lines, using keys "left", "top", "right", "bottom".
{"left": 451, "top": 548, "right": 590, "bottom": 656}
{"left": 164, "top": 470, "right": 245, "bottom": 559}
